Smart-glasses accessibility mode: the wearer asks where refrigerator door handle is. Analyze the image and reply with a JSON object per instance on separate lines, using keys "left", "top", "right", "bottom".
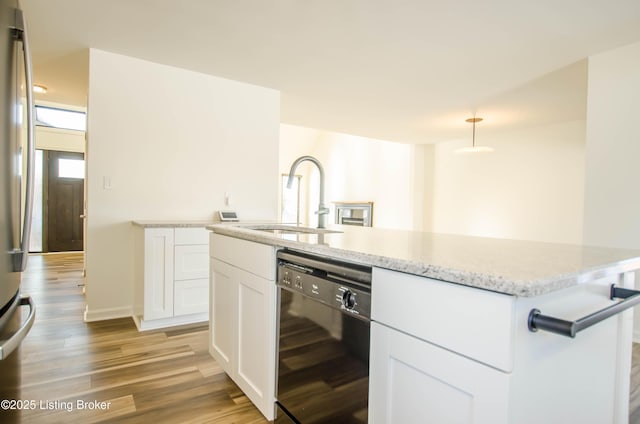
{"left": 0, "top": 296, "right": 36, "bottom": 360}
{"left": 11, "top": 8, "right": 36, "bottom": 272}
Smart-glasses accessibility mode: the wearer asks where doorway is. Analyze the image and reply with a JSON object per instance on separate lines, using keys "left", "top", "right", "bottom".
{"left": 44, "top": 150, "right": 85, "bottom": 252}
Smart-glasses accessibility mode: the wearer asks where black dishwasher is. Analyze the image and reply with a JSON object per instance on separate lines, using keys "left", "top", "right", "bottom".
{"left": 275, "top": 250, "right": 371, "bottom": 424}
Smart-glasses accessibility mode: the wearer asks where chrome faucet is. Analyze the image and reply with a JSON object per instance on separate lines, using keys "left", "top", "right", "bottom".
{"left": 287, "top": 155, "right": 329, "bottom": 229}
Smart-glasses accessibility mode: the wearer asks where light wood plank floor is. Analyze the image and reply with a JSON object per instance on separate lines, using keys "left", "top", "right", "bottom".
{"left": 8, "top": 253, "right": 268, "bottom": 424}
{"left": 6, "top": 253, "right": 640, "bottom": 423}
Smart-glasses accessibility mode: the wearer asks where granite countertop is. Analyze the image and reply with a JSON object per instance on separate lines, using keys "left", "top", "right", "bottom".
{"left": 132, "top": 220, "right": 216, "bottom": 228}
{"left": 207, "top": 223, "right": 640, "bottom": 297}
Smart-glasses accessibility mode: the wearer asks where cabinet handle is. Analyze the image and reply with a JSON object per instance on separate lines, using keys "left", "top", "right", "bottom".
{"left": 11, "top": 9, "right": 35, "bottom": 272}
{"left": 528, "top": 285, "right": 640, "bottom": 338}
{"left": 0, "top": 296, "right": 36, "bottom": 360}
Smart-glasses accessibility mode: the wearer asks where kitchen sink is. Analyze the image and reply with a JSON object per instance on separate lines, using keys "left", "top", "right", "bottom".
{"left": 247, "top": 224, "right": 342, "bottom": 235}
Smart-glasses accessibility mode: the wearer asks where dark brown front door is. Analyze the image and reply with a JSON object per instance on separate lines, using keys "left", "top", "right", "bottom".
{"left": 46, "top": 150, "right": 84, "bottom": 252}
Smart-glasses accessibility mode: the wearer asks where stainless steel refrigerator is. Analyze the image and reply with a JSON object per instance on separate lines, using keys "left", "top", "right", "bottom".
{"left": 0, "top": 0, "right": 36, "bottom": 420}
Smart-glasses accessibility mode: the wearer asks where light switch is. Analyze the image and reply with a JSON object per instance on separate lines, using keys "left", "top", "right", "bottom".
{"left": 103, "top": 176, "right": 112, "bottom": 190}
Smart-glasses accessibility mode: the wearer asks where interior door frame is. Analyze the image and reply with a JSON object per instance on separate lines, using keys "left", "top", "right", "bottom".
{"left": 42, "top": 149, "right": 49, "bottom": 251}
{"left": 43, "top": 149, "right": 85, "bottom": 252}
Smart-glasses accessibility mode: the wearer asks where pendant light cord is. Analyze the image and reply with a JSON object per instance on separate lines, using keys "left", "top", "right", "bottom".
{"left": 472, "top": 118, "right": 476, "bottom": 148}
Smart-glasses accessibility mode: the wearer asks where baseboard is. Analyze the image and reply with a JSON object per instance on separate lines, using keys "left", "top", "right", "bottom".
{"left": 133, "top": 312, "right": 208, "bottom": 332}
{"left": 133, "top": 306, "right": 143, "bottom": 317}
{"left": 83, "top": 305, "right": 133, "bottom": 322}
{"left": 132, "top": 315, "right": 143, "bottom": 331}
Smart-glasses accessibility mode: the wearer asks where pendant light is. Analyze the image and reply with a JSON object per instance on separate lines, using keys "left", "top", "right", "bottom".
{"left": 455, "top": 117, "right": 493, "bottom": 153}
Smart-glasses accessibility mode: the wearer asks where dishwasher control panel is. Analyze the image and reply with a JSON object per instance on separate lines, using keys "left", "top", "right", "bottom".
{"left": 277, "top": 250, "right": 371, "bottom": 320}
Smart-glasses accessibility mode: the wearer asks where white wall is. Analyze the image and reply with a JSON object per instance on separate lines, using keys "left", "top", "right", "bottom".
{"left": 279, "top": 121, "right": 584, "bottom": 240}
{"left": 432, "top": 120, "right": 586, "bottom": 244}
{"left": 416, "top": 144, "right": 434, "bottom": 232}
{"left": 584, "top": 41, "right": 640, "bottom": 249}
{"left": 279, "top": 125, "right": 422, "bottom": 230}
{"left": 36, "top": 127, "right": 85, "bottom": 153}
{"left": 313, "top": 131, "right": 417, "bottom": 230}
{"left": 582, "top": 41, "right": 640, "bottom": 339}
{"left": 85, "top": 49, "right": 280, "bottom": 321}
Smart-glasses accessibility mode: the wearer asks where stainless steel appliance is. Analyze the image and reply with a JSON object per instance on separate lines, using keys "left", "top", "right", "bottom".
{"left": 0, "top": 0, "right": 37, "bottom": 418}
{"left": 275, "top": 250, "right": 371, "bottom": 423}
{"left": 334, "top": 202, "right": 373, "bottom": 227}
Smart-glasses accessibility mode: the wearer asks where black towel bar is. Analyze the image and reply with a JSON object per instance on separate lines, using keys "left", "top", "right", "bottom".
{"left": 528, "top": 285, "right": 640, "bottom": 338}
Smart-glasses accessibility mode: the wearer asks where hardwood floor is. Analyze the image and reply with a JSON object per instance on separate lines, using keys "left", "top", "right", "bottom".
{"left": 8, "top": 253, "right": 268, "bottom": 423}
{"left": 6, "top": 253, "right": 640, "bottom": 423}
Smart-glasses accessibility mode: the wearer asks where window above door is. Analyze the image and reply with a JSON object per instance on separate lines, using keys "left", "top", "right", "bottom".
{"left": 35, "top": 105, "right": 86, "bottom": 131}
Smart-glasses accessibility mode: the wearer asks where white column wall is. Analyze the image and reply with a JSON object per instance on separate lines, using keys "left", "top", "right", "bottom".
{"left": 85, "top": 49, "right": 280, "bottom": 321}
{"left": 583, "top": 41, "right": 640, "bottom": 340}
{"left": 583, "top": 42, "right": 640, "bottom": 249}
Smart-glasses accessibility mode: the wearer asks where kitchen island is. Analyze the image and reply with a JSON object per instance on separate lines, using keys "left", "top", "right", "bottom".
{"left": 207, "top": 223, "right": 640, "bottom": 423}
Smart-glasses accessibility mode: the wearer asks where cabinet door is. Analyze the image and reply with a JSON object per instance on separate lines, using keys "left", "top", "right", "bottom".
{"left": 143, "top": 228, "right": 174, "bottom": 320}
{"left": 208, "top": 234, "right": 276, "bottom": 421}
{"left": 209, "top": 258, "right": 236, "bottom": 375}
{"left": 369, "top": 322, "right": 510, "bottom": 424}
{"left": 235, "top": 267, "right": 276, "bottom": 420}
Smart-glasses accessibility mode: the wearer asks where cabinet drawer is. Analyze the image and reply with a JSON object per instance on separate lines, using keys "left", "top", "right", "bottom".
{"left": 372, "top": 268, "right": 515, "bottom": 372}
{"left": 210, "top": 233, "right": 275, "bottom": 279}
{"left": 174, "top": 279, "right": 209, "bottom": 316}
{"left": 175, "top": 245, "right": 209, "bottom": 280}
{"left": 175, "top": 227, "right": 209, "bottom": 245}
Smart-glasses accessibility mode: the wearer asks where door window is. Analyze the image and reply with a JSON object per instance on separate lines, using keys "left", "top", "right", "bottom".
{"left": 58, "top": 158, "right": 85, "bottom": 179}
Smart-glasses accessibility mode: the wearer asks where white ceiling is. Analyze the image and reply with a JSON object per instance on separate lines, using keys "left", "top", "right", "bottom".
{"left": 20, "top": 0, "right": 640, "bottom": 144}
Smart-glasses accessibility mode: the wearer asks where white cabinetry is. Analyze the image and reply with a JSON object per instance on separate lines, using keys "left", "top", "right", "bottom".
{"left": 371, "top": 322, "right": 509, "bottom": 424}
{"left": 370, "top": 267, "right": 634, "bottom": 424}
{"left": 141, "top": 228, "right": 174, "bottom": 320}
{"left": 209, "top": 233, "right": 276, "bottom": 421}
{"left": 134, "top": 226, "right": 209, "bottom": 330}
{"left": 173, "top": 228, "right": 209, "bottom": 317}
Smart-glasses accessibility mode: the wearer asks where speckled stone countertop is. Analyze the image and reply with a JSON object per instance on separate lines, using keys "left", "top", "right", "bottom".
{"left": 132, "top": 220, "right": 215, "bottom": 228}
{"left": 207, "top": 223, "right": 640, "bottom": 297}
